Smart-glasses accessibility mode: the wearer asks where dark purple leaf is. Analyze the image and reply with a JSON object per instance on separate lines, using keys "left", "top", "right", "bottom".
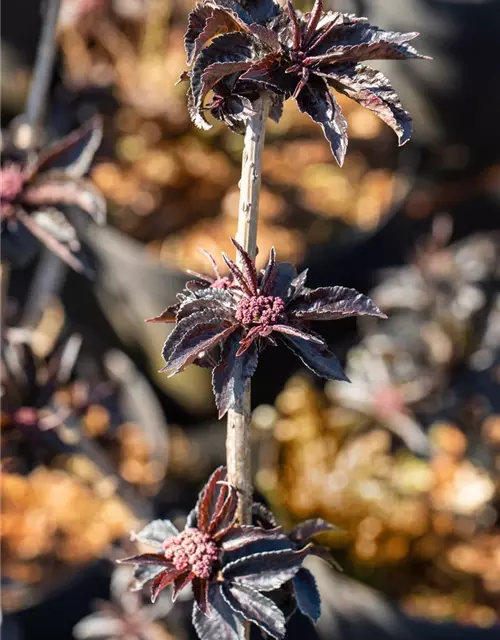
{"left": 308, "top": 22, "right": 421, "bottom": 58}
{"left": 191, "top": 32, "right": 254, "bottom": 114}
{"left": 192, "top": 584, "right": 245, "bottom": 640}
{"left": 223, "top": 547, "right": 307, "bottom": 590}
{"left": 259, "top": 246, "right": 277, "bottom": 295}
{"left": 289, "top": 518, "right": 338, "bottom": 543}
{"left": 222, "top": 582, "right": 286, "bottom": 639}
{"left": 145, "top": 304, "right": 179, "bottom": 324}
{"left": 268, "top": 261, "right": 297, "bottom": 298}
{"left": 292, "top": 568, "right": 321, "bottom": 623}
{"left": 176, "top": 296, "right": 234, "bottom": 323}
{"left": 117, "top": 553, "right": 172, "bottom": 567}
{"left": 23, "top": 175, "right": 106, "bottom": 224}
{"left": 220, "top": 525, "right": 285, "bottom": 551}
{"left": 161, "top": 313, "right": 237, "bottom": 375}
{"left": 304, "top": 0, "right": 323, "bottom": 45}
{"left": 209, "top": 483, "right": 238, "bottom": 538}
{"left": 252, "top": 502, "right": 278, "bottom": 529}
{"left": 272, "top": 324, "right": 325, "bottom": 344}
{"left": 326, "top": 64, "right": 412, "bottom": 144}
{"left": 231, "top": 238, "right": 258, "bottom": 295}
{"left": 283, "top": 335, "right": 349, "bottom": 381}
{"left": 222, "top": 252, "right": 254, "bottom": 296}
{"left": 296, "top": 77, "right": 347, "bottom": 166}
{"left": 289, "top": 285, "right": 386, "bottom": 320}
{"left": 131, "top": 519, "right": 179, "bottom": 549}
{"left": 34, "top": 115, "right": 102, "bottom": 179}
{"left": 193, "top": 577, "right": 209, "bottom": 614}
{"left": 151, "top": 568, "right": 180, "bottom": 602}
{"left": 129, "top": 564, "right": 165, "bottom": 592}
{"left": 186, "top": 6, "right": 247, "bottom": 65}
{"left": 212, "top": 331, "right": 259, "bottom": 418}
{"left": 197, "top": 466, "right": 227, "bottom": 532}
{"left": 173, "top": 570, "right": 194, "bottom": 601}
{"left": 286, "top": 0, "right": 301, "bottom": 50}
{"left": 248, "top": 24, "right": 280, "bottom": 51}
{"left": 289, "top": 269, "right": 309, "bottom": 299}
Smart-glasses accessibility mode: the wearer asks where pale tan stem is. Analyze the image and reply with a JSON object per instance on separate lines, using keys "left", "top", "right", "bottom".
{"left": 226, "top": 95, "right": 270, "bottom": 526}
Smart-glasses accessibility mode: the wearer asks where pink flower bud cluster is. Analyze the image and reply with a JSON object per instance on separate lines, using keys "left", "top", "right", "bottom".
{"left": 162, "top": 528, "right": 219, "bottom": 579}
{"left": 235, "top": 295, "right": 286, "bottom": 326}
{"left": 1, "top": 164, "right": 24, "bottom": 215}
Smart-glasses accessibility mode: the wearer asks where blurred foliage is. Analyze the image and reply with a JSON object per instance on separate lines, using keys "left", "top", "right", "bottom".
{"left": 56, "top": 0, "right": 401, "bottom": 271}
{"left": 255, "top": 230, "right": 500, "bottom": 627}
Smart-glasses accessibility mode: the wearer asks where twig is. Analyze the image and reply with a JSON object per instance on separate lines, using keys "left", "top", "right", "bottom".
{"left": 20, "top": 0, "right": 67, "bottom": 330}
{"left": 1, "top": 262, "right": 11, "bottom": 326}
{"left": 24, "top": 0, "right": 62, "bottom": 140}
{"left": 226, "top": 95, "right": 271, "bottom": 525}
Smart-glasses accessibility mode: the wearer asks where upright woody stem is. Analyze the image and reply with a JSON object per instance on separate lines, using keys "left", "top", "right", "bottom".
{"left": 226, "top": 94, "right": 271, "bottom": 525}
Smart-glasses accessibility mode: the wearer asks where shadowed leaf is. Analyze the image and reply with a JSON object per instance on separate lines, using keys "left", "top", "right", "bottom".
{"left": 212, "top": 331, "right": 259, "bottom": 418}
{"left": 222, "top": 583, "right": 286, "bottom": 639}
{"left": 223, "top": 547, "right": 307, "bottom": 590}
{"left": 296, "top": 77, "right": 347, "bottom": 166}
{"left": 192, "top": 584, "right": 245, "bottom": 640}
{"left": 292, "top": 568, "right": 321, "bottom": 623}
{"left": 290, "top": 518, "right": 338, "bottom": 542}
{"left": 284, "top": 335, "right": 349, "bottom": 381}
{"left": 221, "top": 525, "right": 285, "bottom": 551}
{"left": 131, "top": 520, "right": 179, "bottom": 549}
{"left": 289, "top": 285, "right": 386, "bottom": 320}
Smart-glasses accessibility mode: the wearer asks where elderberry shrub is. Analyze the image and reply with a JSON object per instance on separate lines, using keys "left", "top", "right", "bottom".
{"left": 149, "top": 238, "right": 385, "bottom": 417}
{"left": 119, "top": 467, "right": 338, "bottom": 640}
{"left": 183, "top": 0, "right": 428, "bottom": 164}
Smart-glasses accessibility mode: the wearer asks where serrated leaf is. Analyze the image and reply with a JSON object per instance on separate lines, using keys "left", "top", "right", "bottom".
{"left": 296, "top": 77, "right": 347, "bottom": 166}
{"left": 267, "top": 261, "right": 297, "bottom": 298}
{"left": 231, "top": 238, "right": 258, "bottom": 295}
{"left": 292, "top": 568, "right": 321, "bottom": 623}
{"left": 272, "top": 324, "right": 325, "bottom": 344}
{"left": 176, "top": 297, "right": 233, "bottom": 323}
{"left": 197, "top": 466, "right": 227, "bottom": 532}
{"left": 283, "top": 334, "right": 349, "bottom": 381}
{"left": 161, "top": 313, "right": 237, "bottom": 375}
{"left": 129, "top": 564, "right": 166, "bottom": 592}
{"left": 222, "top": 583, "right": 286, "bottom": 639}
{"left": 131, "top": 519, "right": 179, "bottom": 549}
{"left": 223, "top": 547, "right": 306, "bottom": 590}
{"left": 289, "top": 518, "right": 338, "bottom": 543}
{"left": 186, "top": 5, "right": 247, "bottom": 65}
{"left": 151, "top": 568, "right": 181, "bottom": 602}
{"left": 259, "top": 246, "right": 277, "bottom": 295}
{"left": 212, "top": 331, "right": 259, "bottom": 418}
{"left": 117, "top": 553, "right": 171, "bottom": 567}
{"left": 190, "top": 32, "right": 254, "bottom": 119}
{"left": 145, "top": 304, "right": 179, "bottom": 324}
{"left": 289, "top": 269, "right": 309, "bottom": 299}
{"left": 326, "top": 63, "right": 413, "bottom": 144}
{"left": 221, "top": 525, "right": 285, "bottom": 551}
{"left": 193, "top": 584, "right": 245, "bottom": 640}
{"left": 289, "top": 285, "right": 386, "bottom": 320}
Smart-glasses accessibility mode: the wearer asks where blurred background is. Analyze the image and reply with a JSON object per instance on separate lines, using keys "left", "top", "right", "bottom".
{"left": 1, "top": 0, "right": 500, "bottom": 638}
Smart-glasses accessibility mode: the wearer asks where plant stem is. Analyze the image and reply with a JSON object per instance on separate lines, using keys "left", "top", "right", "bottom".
{"left": 25, "top": 0, "right": 62, "bottom": 140}
{"left": 226, "top": 94, "right": 270, "bottom": 525}
{"left": 20, "top": 0, "right": 66, "bottom": 330}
